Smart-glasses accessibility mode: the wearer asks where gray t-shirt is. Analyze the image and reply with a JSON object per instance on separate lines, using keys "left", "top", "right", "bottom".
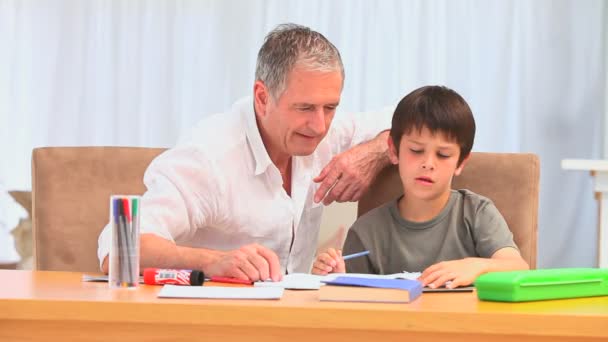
{"left": 344, "top": 189, "right": 518, "bottom": 274}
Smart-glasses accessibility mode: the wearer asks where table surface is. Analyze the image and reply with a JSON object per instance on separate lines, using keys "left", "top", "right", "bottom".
{"left": 1, "top": 270, "right": 608, "bottom": 341}
{"left": 562, "top": 158, "right": 608, "bottom": 171}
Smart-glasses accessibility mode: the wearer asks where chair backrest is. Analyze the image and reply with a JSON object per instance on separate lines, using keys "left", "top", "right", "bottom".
{"left": 357, "top": 152, "right": 540, "bottom": 268}
{"left": 32, "top": 147, "right": 166, "bottom": 272}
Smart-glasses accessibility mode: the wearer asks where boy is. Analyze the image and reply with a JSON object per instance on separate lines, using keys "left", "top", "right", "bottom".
{"left": 312, "top": 85, "right": 529, "bottom": 289}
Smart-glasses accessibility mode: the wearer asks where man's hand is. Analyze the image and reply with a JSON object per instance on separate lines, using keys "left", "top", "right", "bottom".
{"left": 312, "top": 248, "right": 345, "bottom": 275}
{"left": 418, "top": 258, "right": 489, "bottom": 289}
{"left": 314, "top": 131, "right": 390, "bottom": 205}
{"left": 205, "top": 243, "right": 282, "bottom": 282}
{"left": 102, "top": 235, "right": 283, "bottom": 282}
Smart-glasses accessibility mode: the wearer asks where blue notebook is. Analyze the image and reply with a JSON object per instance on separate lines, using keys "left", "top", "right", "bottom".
{"left": 320, "top": 276, "right": 423, "bottom": 303}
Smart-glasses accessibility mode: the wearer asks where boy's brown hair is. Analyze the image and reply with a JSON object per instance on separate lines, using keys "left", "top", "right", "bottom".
{"left": 389, "top": 85, "right": 476, "bottom": 165}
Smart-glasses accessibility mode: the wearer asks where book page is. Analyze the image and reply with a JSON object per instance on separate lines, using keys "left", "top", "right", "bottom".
{"left": 253, "top": 272, "right": 421, "bottom": 290}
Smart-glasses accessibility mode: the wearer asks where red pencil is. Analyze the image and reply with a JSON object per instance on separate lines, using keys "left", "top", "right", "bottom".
{"left": 209, "top": 276, "right": 253, "bottom": 285}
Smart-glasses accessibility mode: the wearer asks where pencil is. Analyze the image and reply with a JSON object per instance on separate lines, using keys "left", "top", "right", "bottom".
{"left": 342, "top": 250, "right": 370, "bottom": 260}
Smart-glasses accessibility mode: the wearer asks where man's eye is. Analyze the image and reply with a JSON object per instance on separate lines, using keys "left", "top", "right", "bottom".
{"left": 297, "top": 106, "right": 314, "bottom": 111}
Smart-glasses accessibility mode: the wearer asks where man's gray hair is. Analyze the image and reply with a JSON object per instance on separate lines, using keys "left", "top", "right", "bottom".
{"left": 255, "top": 23, "right": 344, "bottom": 99}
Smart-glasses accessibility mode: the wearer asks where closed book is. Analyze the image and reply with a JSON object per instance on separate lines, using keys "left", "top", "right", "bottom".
{"left": 319, "top": 276, "right": 423, "bottom": 303}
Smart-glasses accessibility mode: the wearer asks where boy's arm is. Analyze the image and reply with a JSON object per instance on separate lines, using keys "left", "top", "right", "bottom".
{"left": 418, "top": 197, "right": 527, "bottom": 288}
{"left": 419, "top": 247, "right": 529, "bottom": 289}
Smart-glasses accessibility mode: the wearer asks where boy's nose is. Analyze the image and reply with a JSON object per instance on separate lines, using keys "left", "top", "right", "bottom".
{"left": 421, "top": 157, "right": 436, "bottom": 170}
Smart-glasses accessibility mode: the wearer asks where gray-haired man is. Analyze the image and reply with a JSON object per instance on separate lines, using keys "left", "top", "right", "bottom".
{"left": 98, "top": 23, "right": 391, "bottom": 281}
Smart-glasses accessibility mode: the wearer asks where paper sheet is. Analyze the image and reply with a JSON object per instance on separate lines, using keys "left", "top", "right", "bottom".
{"left": 158, "top": 284, "right": 284, "bottom": 299}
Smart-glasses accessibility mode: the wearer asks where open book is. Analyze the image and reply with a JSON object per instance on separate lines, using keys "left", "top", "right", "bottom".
{"left": 319, "top": 276, "right": 423, "bottom": 303}
{"left": 253, "top": 271, "right": 421, "bottom": 290}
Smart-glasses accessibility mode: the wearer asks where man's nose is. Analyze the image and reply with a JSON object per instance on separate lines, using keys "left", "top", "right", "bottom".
{"left": 308, "top": 108, "right": 326, "bottom": 135}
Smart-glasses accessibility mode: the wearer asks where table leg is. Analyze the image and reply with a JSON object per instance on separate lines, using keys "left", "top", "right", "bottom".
{"left": 595, "top": 172, "right": 608, "bottom": 268}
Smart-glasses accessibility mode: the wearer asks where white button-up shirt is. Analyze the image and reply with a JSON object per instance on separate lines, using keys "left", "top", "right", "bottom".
{"left": 98, "top": 97, "right": 391, "bottom": 273}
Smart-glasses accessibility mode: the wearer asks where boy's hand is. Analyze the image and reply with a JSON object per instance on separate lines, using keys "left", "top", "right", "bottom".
{"left": 312, "top": 248, "right": 346, "bottom": 275}
{"left": 418, "top": 258, "right": 489, "bottom": 289}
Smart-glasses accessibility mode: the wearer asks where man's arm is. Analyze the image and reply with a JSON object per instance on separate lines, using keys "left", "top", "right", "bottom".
{"left": 314, "top": 130, "right": 391, "bottom": 205}
{"left": 101, "top": 233, "right": 282, "bottom": 282}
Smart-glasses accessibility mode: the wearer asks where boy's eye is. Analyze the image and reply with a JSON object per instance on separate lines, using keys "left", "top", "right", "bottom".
{"left": 437, "top": 153, "right": 451, "bottom": 159}
{"left": 409, "top": 149, "right": 423, "bottom": 154}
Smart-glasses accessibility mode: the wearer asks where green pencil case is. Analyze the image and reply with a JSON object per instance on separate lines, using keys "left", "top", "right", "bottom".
{"left": 475, "top": 268, "right": 608, "bottom": 302}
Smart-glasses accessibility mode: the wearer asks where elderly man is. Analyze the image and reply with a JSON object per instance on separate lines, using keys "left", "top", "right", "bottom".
{"left": 98, "top": 23, "right": 391, "bottom": 281}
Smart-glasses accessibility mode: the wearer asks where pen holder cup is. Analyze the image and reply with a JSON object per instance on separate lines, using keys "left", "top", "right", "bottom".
{"left": 109, "top": 195, "right": 141, "bottom": 289}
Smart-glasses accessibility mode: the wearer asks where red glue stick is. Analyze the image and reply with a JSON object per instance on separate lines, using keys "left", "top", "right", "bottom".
{"left": 143, "top": 268, "right": 205, "bottom": 286}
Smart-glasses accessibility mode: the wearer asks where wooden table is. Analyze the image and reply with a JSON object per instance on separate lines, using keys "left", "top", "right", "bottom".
{"left": 1, "top": 270, "right": 607, "bottom": 341}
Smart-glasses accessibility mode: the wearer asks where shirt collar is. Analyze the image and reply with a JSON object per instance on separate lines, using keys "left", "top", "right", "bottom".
{"left": 240, "top": 96, "right": 273, "bottom": 176}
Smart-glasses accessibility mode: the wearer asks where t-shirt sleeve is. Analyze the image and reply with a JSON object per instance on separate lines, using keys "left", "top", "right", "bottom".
{"left": 472, "top": 200, "right": 518, "bottom": 258}
{"left": 97, "top": 145, "right": 220, "bottom": 269}
{"left": 343, "top": 228, "right": 376, "bottom": 274}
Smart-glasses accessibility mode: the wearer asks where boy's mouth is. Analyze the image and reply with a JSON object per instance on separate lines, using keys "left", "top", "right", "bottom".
{"left": 415, "top": 176, "right": 434, "bottom": 184}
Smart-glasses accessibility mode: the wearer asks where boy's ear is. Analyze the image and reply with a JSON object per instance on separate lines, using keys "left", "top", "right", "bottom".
{"left": 454, "top": 153, "right": 471, "bottom": 176}
{"left": 387, "top": 136, "right": 399, "bottom": 165}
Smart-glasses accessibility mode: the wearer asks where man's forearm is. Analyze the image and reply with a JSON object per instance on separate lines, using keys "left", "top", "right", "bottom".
{"left": 365, "top": 130, "right": 391, "bottom": 173}
{"left": 101, "top": 233, "right": 221, "bottom": 274}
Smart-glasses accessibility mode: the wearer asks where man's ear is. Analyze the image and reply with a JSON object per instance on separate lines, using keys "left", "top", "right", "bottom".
{"left": 253, "top": 80, "right": 269, "bottom": 118}
{"left": 387, "top": 136, "right": 399, "bottom": 165}
{"left": 454, "top": 153, "right": 471, "bottom": 176}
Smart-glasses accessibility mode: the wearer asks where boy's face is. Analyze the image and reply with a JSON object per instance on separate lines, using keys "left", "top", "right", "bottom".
{"left": 388, "top": 126, "right": 468, "bottom": 202}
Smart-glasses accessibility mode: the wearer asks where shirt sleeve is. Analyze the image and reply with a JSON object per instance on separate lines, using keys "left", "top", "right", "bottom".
{"left": 329, "top": 105, "right": 394, "bottom": 154}
{"left": 472, "top": 200, "right": 519, "bottom": 258}
{"left": 97, "top": 145, "right": 221, "bottom": 269}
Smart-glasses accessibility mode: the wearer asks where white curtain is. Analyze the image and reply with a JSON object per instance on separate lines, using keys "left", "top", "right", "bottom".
{"left": 0, "top": 0, "right": 605, "bottom": 268}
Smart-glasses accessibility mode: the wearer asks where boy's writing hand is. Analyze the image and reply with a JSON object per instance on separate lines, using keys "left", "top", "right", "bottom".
{"left": 418, "top": 258, "right": 489, "bottom": 289}
{"left": 312, "top": 248, "right": 346, "bottom": 275}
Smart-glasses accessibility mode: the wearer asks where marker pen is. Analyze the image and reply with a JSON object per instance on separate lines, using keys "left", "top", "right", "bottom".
{"left": 143, "top": 268, "right": 205, "bottom": 286}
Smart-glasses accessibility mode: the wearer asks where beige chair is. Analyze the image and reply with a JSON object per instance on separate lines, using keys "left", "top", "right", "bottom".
{"left": 32, "top": 147, "right": 166, "bottom": 272}
{"left": 358, "top": 152, "right": 540, "bottom": 268}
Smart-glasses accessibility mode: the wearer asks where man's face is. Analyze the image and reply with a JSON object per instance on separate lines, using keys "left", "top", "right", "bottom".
{"left": 254, "top": 67, "right": 342, "bottom": 157}
{"left": 389, "top": 126, "right": 466, "bottom": 202}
